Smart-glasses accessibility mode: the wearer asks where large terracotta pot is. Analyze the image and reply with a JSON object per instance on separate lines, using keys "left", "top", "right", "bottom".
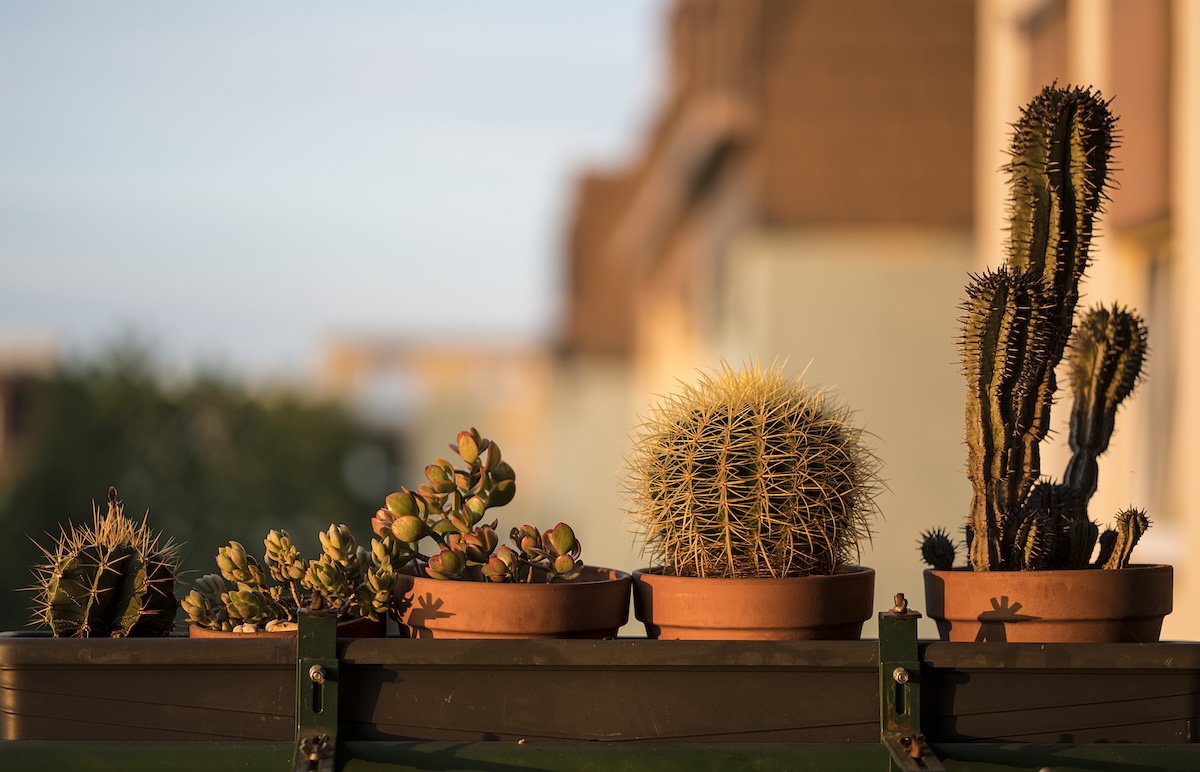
{"left": 923, "top": 564, "right": 1173, "bottom": 642}
{"left": 187, "top": 615, "right": 386, "bottom": 638}
{"left": 393, "top": 566, "right": 632, "bottom": 639}
{"left": 632, "top": 566, "right": 875, "bottom": 640}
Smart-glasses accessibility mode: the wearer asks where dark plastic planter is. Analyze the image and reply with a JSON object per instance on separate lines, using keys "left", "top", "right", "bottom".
{"left": 3, "top": 632, "right": 1200, "bottom": 744}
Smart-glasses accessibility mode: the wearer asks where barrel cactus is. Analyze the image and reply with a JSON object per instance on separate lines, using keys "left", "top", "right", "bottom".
{"left": 625, "top": 361, "right": 881, "bottom": 579}
{"left": 30, "top": 487, "right": 181, "bottom": 637}
{"left": 920, "top": 84, "right": 1150, "bottom": 572}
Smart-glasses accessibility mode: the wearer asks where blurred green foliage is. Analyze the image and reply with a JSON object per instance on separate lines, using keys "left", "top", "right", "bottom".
{"left": 0, "top": 343, "right": 397, "bottom": 631}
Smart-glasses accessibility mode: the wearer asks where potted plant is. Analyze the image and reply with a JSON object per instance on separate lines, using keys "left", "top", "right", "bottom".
{"left": 919, "top": 84, "right": 1171, "bottom": 642}
{"left": 28, "top": 486, "right": 181, "bottom": 638}
{"left": 623, "top": 361, "right": 882, "bottom": 640}
{"left": 373, "top": 427, "right": 631, "bottom": 638}
{"left": 182, "top": 522, "right": 393, "bottom": 637}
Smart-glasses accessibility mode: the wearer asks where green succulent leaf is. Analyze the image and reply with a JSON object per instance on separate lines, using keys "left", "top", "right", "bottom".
{"left": 456, "top": 430, "right": 480, "bottom": 465}
{"left": 546, "top": 522, "right": 578, "bottom": 557}
{"left": 386, "top": 490, "right": 420, "bottom": 518}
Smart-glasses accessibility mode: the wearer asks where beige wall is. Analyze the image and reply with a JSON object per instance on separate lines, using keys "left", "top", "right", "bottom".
{"left": 715, "top": 227, "right": 975, "bottom": 637}
{"left": 1168, "top": 0, "right": 1200, "bottom": 643}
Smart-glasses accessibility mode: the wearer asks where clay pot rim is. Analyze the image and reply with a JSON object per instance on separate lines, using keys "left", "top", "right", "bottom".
{"left": 633, "top": 565, "right": 874, "bottom": 584}
{"left": 923, "top": 563, "right": 1171, "bottom": 576}
{"left": 400, "top": 565, "right": 631, "bottom": 587}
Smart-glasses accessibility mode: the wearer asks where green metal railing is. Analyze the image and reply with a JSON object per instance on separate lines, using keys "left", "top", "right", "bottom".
{"left": 3, "top": 600, "right": 1200, "bottom": 771}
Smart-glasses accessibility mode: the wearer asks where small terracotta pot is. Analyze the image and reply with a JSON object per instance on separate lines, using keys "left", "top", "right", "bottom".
{"left": 923, "top": 564, "right": 1173, "bottom": 642}
{"left": 394, "top": 566, "right": 632, "bottom": 639}
{"left": 632, "top": 566, "right": 875, "bottom": 640}
{"left": 187, "top": 616, "right": 387, "bottom": 639}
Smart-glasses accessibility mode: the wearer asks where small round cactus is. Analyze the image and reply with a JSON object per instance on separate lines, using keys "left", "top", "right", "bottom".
{"left": 30, "top": 487, "right": 181, "bottom": 637}
{"left": 918, "top": 527, "right": 958, "bottom": 571}
{"left": 625, "top": 362, "right": 881, "bottom": 579}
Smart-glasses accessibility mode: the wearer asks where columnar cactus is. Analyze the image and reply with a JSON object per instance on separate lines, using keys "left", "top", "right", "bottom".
{"left": 1100, "top": 507, "right": 1149, "bottom": 570}
{"left": 369, "top": 428, "right": 585, "bottom": 583}
{"left": 625, "top": 361, "right": 881, "bottom": 579}
{"left": 961, "top": 269, "right": 1060, "bottom": 570}
{"left": 31, "top": 487, "right": 181, "bottom": 637}
{"left": 920, "top": 84, "right": 1152, "bottom": 572}
{"left": 1063, "top": 305, "right": 1149, "bottom": 502}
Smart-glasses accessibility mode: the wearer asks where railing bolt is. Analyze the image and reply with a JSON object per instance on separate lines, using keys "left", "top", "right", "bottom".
{"left": 309, "top": 664, "right": 326, "bottom": 685}
{"left": 893, "top": 666, "right": 910, "bottom": 684}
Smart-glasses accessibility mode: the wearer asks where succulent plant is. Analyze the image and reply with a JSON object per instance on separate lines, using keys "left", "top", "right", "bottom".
{"left": 30, "top": 487, "right": 181, "bottom": 637}
{"left": 183, "top": 522, "right": 397, "bottom": 633}
{"left": 921, "top": 84, "right": 1151, "bottom": 572}
{"left": 625, "top": 361, "right": 881, "bottom": 579}
{"left": 370, "top": 427, "right": 584, "bottom": 583}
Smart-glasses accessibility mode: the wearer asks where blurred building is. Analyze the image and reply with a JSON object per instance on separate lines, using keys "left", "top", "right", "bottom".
{"left": 566, "top": 0, "right": 1199, "bottom": 637}
{"left": 326, "top": 0, "right": 1200, "bottom": 638}
{"left": 564, "top": 0, "right": 977, "bottom": 635}
{"left": 0, "top": 338, "right": 57, "bottom": 485}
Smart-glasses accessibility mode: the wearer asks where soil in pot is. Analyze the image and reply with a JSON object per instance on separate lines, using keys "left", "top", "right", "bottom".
{"left": 632, "top": 566, "right": 875, "bottom": 640}
{"left": 923, "top": 564, "right": 1173, "bottom": 642}
{"left": 394, "top": 566, "right": 632, "bottom": 639}
{"left": 187, "top": 615, "right": 386, "bottom": 638}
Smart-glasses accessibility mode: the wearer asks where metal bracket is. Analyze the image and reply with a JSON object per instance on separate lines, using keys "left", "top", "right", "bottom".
{"left": 293, "top": 610, "right": 338, "bottom": 772}
{"left": 879, "top": 593, "right": 944, "bottom": 771}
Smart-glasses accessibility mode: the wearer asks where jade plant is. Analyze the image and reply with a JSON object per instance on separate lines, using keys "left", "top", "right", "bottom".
{"left": 920, "top": 84, "right": 1150, "bottom": 572}
{"left": 370, "top": 427, "right": 584, "bottom": 583}
{"left": 625, "top": 361, "right": 881, "bottom": 579}
{"left": 182, "top": 523, "right": 397, "bottom": 632}
{"left": 29, "top": 487, "right": 181, "bottom": 637}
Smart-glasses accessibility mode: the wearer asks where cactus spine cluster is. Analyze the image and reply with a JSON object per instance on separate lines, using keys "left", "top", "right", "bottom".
{"left": 626, "top": 361, "right": 880, "bottom": 579}
{"left": 31, "top": 487, "right": 181, "bottom": 637}
{"left": 923, "top": 84, "right": 1150, "bottom": 572}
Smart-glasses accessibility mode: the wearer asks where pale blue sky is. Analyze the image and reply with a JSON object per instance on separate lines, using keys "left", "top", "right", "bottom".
{"left": 0, "top": 2, "right": 665, "bottom": 378}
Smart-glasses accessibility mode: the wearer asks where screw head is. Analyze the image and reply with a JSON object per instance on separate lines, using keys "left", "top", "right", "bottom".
{"left": 892, "top": 666, "right": 910, "bottom": 684}
{"left": 309, "top": 664, "right": 327, "bottom": 684}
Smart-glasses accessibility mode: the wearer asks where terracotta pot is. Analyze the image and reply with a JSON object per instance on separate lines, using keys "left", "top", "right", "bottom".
{"left": 632, "top": 566, "right": 875, "bottom": 640}
{"left": 394, "top": 566, "right": 632, "bottom": 639}
{"left": 923, "top": 564, "right": 1173, "bottom": 642}
{"left": 187, "top": 615, "right": 386, "bottom": 639}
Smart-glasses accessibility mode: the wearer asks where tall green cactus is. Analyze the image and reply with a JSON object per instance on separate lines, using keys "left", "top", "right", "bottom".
{"left": 1007, "top": 86, "right": 1114, "bottom": 323}
{"left": 1063, "top": 305, "right": 1148, "bottom": 501}
{"left": 962, "top": 268, "right": 1059, "bottom": 570}
{"left": 921, "top": 84, "right": 1151, "bottom": 572}
{"left": 31, "top": 487, "right": 181, "bottom": 637}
